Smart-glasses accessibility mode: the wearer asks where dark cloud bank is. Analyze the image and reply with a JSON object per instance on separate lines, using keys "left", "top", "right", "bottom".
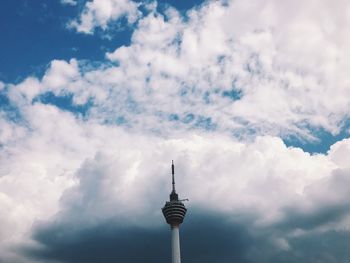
{"left": 23, "top": 209, "right": 350, "bottom": 263}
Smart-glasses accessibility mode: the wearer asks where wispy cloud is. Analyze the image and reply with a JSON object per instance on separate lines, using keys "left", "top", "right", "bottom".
{"left": 60, "top": 0, "right": 77, "bottom": 6}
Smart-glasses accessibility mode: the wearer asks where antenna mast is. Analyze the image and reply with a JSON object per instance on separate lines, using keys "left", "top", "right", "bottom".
{"left": 172, "top": 160, "right": 175, "bottom": 192}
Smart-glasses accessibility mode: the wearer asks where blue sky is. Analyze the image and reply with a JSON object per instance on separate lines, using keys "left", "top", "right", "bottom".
{"left": 0, "top": 0, "right": 202, "bottom": 82}
{"left": 0, "top": 0, "right": 129, "bottom": 82}
{"left": 0, "top": 0, "right": 350, "bottom": 262}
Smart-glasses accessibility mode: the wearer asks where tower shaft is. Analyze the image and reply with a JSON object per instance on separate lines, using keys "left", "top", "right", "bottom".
{"left": 171, "top": 225, "right": 181, "bottom": 263}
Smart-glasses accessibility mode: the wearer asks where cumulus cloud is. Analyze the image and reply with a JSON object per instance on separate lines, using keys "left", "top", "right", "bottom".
{"left": 60, "top": 0, "right": 350, "bottom": 138}
{"left": 69, "top": 0, "right": 141, "bottom": 34}
{"left": 7, "top": 0, "right": 350, "bottom": 139}
{"left": 107, "top": 0, "right": 349, "bottom": 138}
{"left": 18, "top": 132, "right": 350, "bottom": 262}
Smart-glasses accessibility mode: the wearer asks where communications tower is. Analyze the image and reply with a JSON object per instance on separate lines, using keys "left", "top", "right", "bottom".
{"left": 162, "top": 161, "right": 187, "bottom": 263}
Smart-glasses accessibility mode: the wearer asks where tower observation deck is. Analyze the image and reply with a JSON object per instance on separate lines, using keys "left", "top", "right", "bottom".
{"left": 162, "top": 161, "right": 187, "bottom": 263}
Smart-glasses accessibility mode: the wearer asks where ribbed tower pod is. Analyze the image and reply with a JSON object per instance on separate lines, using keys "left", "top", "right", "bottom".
{"left": 162, "top": 161, "right": 187, "bottom": 263}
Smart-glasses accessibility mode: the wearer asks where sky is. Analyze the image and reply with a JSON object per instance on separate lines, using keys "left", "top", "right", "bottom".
{"left": 0, "top": 0, "right": 350, "bottom": 262}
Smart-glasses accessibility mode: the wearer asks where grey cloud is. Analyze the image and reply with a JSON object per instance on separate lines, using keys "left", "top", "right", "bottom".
{"left": 279, "top": 204, "right": 350, "bottom": 232}
{"left": 24, "top": 209, "right": 350, "bottom": 263}
{"left": 274, "top": 231, "right": 350, "bottom": 263}
{"left": 24, "top": 211, "right": 255, "bottom": 263}
{"left": 26, "top": 220, "right": 168, "bottom": 263}
{"left": 277, "top": 168, "right": 350, "bottom": 231}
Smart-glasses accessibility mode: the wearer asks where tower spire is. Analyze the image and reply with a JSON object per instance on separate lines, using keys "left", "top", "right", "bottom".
{"left": 170, "top": 161, "right": 179, "bottom": 201}
{"left": 172, "top": 160, "right": 175, "bottom": 193}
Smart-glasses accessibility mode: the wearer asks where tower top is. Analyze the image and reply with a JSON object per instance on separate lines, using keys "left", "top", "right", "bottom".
{"left": 170, "top": 160, "right": 179, "bottom": 201}
{"left": 162, "top": 161, "right": 187, "bottom": 227}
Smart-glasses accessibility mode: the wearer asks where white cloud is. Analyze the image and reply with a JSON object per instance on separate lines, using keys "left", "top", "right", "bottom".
{"left": 69, "top": 0, "right": 141, "bottom": 34}
{"left": 7, "top": 77, "right": 43, "bottom": 107}
{"left": 8, "top": 0, "right": 349, "bottom": 139}
{"left": 328, "top": 138, "right": 350, "bottom": 169}
{"left": 0, "top": 116, "right": 26, "bottom": 147}
{"left": 42, "top": 59, "right": 79, "bottom": 92}
{"left": 103, "top": 0, "right": 350, "bottom": 138}
{"left": 60, "top": 0, "right": 77, "bottom": 6}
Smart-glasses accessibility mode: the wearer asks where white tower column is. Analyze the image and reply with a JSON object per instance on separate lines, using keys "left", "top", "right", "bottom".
{"left": 162, "top": 161, "right": 187, "bottom": 263}
{"left": 171, "top": 225, "right": 181, "bottom": 263}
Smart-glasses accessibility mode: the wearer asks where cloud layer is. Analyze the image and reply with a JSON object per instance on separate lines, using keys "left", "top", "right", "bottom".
{"left": 1, "top": 0, "right": 350, "bottom": 262}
